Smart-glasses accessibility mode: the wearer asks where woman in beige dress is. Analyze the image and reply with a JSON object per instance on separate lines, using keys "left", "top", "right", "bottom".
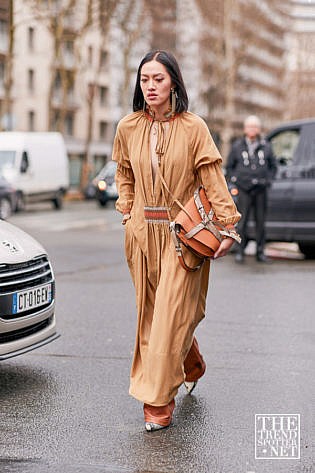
{"left": 113, "top": 50, "right": 241, "bottom": 431}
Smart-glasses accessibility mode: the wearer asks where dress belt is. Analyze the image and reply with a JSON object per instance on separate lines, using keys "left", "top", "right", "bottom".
{"left": 144, "top": 206, "right": 170, "bottom": 223}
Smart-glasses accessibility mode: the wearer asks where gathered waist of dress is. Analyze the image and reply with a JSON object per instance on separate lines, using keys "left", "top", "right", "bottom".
{"left": 144, "top": 206, "right": 170, "bottom": 224}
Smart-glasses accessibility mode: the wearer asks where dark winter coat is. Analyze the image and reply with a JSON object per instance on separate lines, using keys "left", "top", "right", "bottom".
{"left": 226, "top": 136, "right": 277, "bottom": 192}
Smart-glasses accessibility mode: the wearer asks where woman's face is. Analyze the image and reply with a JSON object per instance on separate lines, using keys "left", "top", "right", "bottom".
{"left": 140, "top": 60, "right": 173, "bottom": 113}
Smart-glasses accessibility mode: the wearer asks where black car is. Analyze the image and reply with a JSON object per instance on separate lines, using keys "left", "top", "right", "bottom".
{"left": 0, "top": 176, "right": 18, "bottom": 220}
{"left": 94, "top": 161, "right": 118, "bottom": 207}
{"left": 229, "top": 118, "right": 315, "bottom": 258}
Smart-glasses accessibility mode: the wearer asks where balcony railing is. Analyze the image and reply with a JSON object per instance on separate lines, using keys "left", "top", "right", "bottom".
{"left": 54, "top": 53, "right": 76, "bottom": 69}
{"left": 51, "top": 89, "right": 79, "bottom": 109}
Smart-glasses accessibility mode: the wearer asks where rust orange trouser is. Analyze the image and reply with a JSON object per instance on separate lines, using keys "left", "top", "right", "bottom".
{"left": 184, "top": 337, "right": 206, "bottom": 382}
{"left": 143, "top": 337, "right": 205, "bottom": 425}
{"left": 143, "top": 399, "right": 175, "bottom": 426}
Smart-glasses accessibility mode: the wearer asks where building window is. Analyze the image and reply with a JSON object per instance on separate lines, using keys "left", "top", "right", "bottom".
{"left": 62, "top": 40, "right": 75, "bottom": 68}
{"left": 64, "top": 40, "right": 74, "bottom": 55}
{"left": 99, "top": 86, "right": 108, "bottom": 106}
{"left": 0, "top": 19, "right": 8, "bottom": 51}
{"left": 99, "top": 49, "right": 108, "bottom": 70}
{"left": 0, "top": 61, "right": 5, "bottom": 91}
{"left": 88, "top": 46, "right": 93, "bottom": 65}
{"left": 65, "top": 113, "right": 74, "bottom": 136}
{"left": 28, "top": 110, "right": 35, "bottom": 131}
{"left": 51, "top": 110, "right": 61, "bottom": 132}
{"left": 28, "top": 69, "right": 34, "bottom": 93}
{"left": 99, "top": 121, "right": 108, "bottom": 140}
{"left": 28, "top": 27, "right": 34, "bottom": 51}
{"left": 51, "top": 111, "right": 74, "bottom": 135}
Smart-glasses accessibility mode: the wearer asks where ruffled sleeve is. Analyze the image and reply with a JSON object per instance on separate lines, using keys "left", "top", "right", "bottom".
{"left": 191, "top": 116, "right": 222, "bottom": 169}
{"left": 112, "top": 123, "right": 135, "bottom": 214}
{"left": 198, "top": 161, "right": 241, "bottom": 226}
{"left": 191, "top": 117, "right": 241, "bottom": 226}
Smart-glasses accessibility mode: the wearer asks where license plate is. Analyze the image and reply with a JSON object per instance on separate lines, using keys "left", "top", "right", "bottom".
{"left": 12, "top": 283, "right": 52, "bottom": 314}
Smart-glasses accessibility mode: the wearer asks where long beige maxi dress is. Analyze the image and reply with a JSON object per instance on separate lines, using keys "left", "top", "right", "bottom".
{"left": 113, "top": 110, "right": 241, "bottom": 407}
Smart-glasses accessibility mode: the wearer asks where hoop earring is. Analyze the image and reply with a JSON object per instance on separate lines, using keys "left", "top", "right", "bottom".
{"left": 171, "top": 88, "right": 177, "bottom": 115}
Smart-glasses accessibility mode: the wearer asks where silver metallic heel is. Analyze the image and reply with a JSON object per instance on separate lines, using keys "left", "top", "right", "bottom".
{"left": 145, "top": 422, "right": 168, "bottom": 432}
{"left": 184, "top": 380, "right": 198, "bottom": 394}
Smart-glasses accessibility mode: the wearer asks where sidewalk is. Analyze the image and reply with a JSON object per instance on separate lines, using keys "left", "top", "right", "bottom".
{"left": 245, "top": 240, "right": 304, "bottom": 260}
{"left": 64, "top": 191, "right": 305, "bottom": 260}
{"left": 64, "top": 189, "right": 84, "bottom": 201}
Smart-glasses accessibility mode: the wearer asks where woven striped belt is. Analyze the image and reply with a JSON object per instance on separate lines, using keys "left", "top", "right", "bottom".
{"left": 144, "top": 206, "right": 170, "bottom": 223}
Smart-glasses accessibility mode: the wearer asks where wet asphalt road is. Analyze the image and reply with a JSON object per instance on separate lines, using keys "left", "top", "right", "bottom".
{"left": 0, "top": 201, "right": 314, "bottom": 473}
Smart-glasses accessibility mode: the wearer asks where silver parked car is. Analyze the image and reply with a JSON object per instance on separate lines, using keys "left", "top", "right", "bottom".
{"left": 0, "top": 220, "right": 58, "bottom": 360}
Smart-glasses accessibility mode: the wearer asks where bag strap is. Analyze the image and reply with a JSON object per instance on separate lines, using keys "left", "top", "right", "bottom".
{"left": 157, "top": 164, "right": 224, "bottom": 240}
{"left": 193, "top": 189, "right": 223, "bottom": 242}
{"left": 169, "top": 222, "right": 204, "bottom": 272}
{"left": 157, "top": 164, "right": 207, "bottom": 271}
{"left": 157, "top": 164, "right": 201, "bottom": 225}
{"left": 158, "top": 164, "right": 222, "bottom": 271}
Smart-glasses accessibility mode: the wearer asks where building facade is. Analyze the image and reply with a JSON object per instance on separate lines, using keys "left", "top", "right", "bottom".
{"left": 285, "top": 0, "right": 315, "bottom": 120}
{"left": 177, "top": 0, "right": 288, "bottom": 157}
{"left": 0, "top": 0, "right": 152, "bottom": 188}
{"left": 0, "top": 0, "right": 313, "bottom": 188}
{"left": 13, "top": 0, "right": 117, "bottom": 188}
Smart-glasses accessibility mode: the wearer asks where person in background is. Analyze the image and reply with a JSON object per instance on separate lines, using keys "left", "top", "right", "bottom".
{"left": 226, "top": 115, "right": 277, "bottom": 263}
{"left": 113, "top": 50, "right": 241, "bottom": 432}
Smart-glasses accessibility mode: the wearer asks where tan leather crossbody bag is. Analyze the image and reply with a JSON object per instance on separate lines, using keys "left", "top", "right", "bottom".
{"left": 158, "top": 167, "right": 241, "bottom": 272}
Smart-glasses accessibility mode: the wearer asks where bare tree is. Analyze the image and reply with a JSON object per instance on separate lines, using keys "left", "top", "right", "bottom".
{"left": 78, "top": 0, "right": 119, "bottom": 189}
{"left": 197, "top": 0, "right": 287, "bottom": 160}
{"left": 27, "top": 0, "right": 121, "bottom": 189}
{"left": 286, "top": 31, "right": 315, "bottom": 120}
{"left": 2, "top": 0, "right": 14, "bottom": 130}
{"left": 115, "top": 0, "right": 150, "bottom": 116}
{"left": 144, "top": 0, "right": 176, "bottom": 51}
{"left": 29, "top": 0, "right": 85, "bottom": 132}
{"left": 197, "top": 0, "right": 246, "bottom": 157}
{"left": 220, "top": 0, "right": 239, "bottom": 159}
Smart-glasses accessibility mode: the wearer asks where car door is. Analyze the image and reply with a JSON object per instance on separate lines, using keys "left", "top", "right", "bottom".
{"left": 266, "top": 127, "right": 301, "bottom": 241}
{"left": 290, "top": 123, "right": 315, "bottom": 242}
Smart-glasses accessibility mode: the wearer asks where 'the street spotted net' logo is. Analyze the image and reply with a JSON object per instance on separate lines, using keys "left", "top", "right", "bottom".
{"left": 255, "top": 414, "right": 300, "bottom": 459}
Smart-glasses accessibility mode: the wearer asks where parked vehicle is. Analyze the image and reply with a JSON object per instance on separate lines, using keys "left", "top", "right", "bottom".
{"left": 0, "top": 132, "right": 69, "bottom": 210}
{"left": 229, "top": 118, "right": 315, "bottom": 258}
{"left": 0, "top": 176, "right": 18, "bottom": 220}
{"left": 83, "top": 180, "right": 97, "bottom": 200}
{"left": 0, "top": 219, "right": 58, "bottom": 360}
{"left": 94, "top": 161, "right": 118, "bottom": 207}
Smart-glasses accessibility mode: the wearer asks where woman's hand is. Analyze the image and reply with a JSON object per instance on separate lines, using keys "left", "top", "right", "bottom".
{"left": 122, "top": 213, "right": 131, "bottom": 225}
{"left": 213, "top": 237, "right": 235, "bottom": 259}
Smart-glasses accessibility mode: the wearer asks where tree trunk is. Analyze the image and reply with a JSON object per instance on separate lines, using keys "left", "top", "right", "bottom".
{"left": 220, "top": 0, "right": 238, "bottom": 162}
{"left": 3, "top": 0, "right": 14, "bottom": 130}
{"left": 80, "top": 83, "right": 95, "bottom": 190}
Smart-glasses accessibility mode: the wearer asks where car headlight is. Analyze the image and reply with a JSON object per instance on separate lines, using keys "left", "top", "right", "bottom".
{"left": 230, "top": 187, "right": 239, "bottom": 197}
{"left": 98, "top": 180, "right": 107, "bottom": 191}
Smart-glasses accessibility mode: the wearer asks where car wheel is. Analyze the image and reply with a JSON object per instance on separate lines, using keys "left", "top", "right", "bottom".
{"left": 52, "top": 191, "right": 63, "bottom": 210}
{"left": 15, "top": 192, "right": 25, "bottom": 212}
{"left": 0, "top": 198, "right": 13, "bottom": 220}
{"left": 298, "top": 242, "right": 315, "bottom": 259}
{"left": 98, "top": 200, "right": 108, "bottom": 207}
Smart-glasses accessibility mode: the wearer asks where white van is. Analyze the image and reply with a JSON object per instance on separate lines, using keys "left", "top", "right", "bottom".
{"left": 0, "top": 132, "right": 69, "bottom": 210}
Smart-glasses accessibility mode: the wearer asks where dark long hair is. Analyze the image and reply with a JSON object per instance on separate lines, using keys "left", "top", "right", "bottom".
{"left": 133, "top": 50, "right": 189, "bottom": 113}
